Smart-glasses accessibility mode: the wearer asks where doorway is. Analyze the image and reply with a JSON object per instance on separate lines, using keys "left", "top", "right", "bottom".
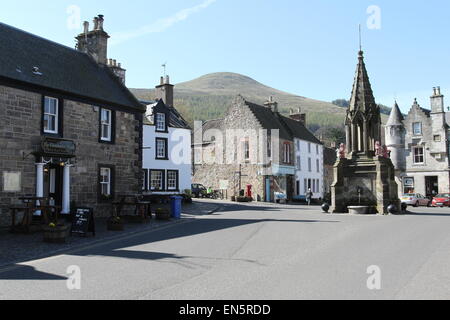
{"left": 44, "top": 164, "right": 63, "bottom": 207}
{"left": 425, "top": 176, "right": 438, "bottom": 198}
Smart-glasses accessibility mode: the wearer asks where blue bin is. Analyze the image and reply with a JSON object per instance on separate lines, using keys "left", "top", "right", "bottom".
{"left": 170, "top": 196, "right": 183, "bottom": 219}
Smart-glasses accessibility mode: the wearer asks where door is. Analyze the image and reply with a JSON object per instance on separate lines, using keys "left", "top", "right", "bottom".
{"left": 265, "top": 178, "right": 271, "bottom": 202}
{"left": 425, "top": 176, "right": 438, "bottom": 199}
{"left": 44, "top": 164, "right": 63, "bottom": 207}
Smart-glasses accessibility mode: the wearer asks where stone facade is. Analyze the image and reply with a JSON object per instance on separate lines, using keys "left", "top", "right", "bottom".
{"left": 387, "top": 88, "right": 450, "bottom": 197}
{"left": 0, "top": 85, "right": 142, "bottom": 226}
{"left": 193, "top": 95, "right": 296, "bottom": 202}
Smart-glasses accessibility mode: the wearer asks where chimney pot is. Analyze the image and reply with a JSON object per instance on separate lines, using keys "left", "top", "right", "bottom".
{"left": 93, "top": 17, "right": 99, "bottom": 30}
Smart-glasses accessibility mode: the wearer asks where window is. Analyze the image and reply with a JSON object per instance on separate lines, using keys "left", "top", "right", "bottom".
{"left": 267, "top": 138, "right": 272, "bottom": 159}
{"left": 316, "top": 145, "right": 319, "bottom": 154}
{"left": 283, "top": 143, "right": 291, "bottom": 163}
{"left": 243, "top": 139, "right": 250, "bottom": 161}
{"left": 143, "top": 169, "right": 149, "bottom": 191}
{"left": 413, "top": 147, "right": 424, "bottom": 164}
{"left": 434, "top": 135, "right": 441, "bottom": 142}
{"left": 156, "top": 138, "right": 168, "bottom": 160}
{"left": 43, "top": 97, "right": 59, "bottom": 134}
{"left": 296, "top": 156, "right": 301, "bottom": 170}
{"left": 413, "top": 122, "right": 422, "bottom": 136}
{"left": 316, "top": 179, "right": 320, "bottom": 193}
{"left": 156, "top": 113, "right": 166, "bottom": 132}
{"left": 150, "top": 170, "right": 165, "bottom": 191}
{"left": 98, "top": 166, "right": 114, "bottom": 200}
{"left": 308, "top": 143, "right": 311, "bottom": 153}
{"left": 100, "top": 109, "right": 113, "bottom": 142}
{"left": 312, "top": 180, "right": 316, "bottom": 193}
{"left": 167, "top": 170, "right": 179, "bottom": 191}
{"left": 308, "top": 158, "right": 312, "bottom": 172}
{"left": 316, "top": 159, "right": 320, "bottom": 173}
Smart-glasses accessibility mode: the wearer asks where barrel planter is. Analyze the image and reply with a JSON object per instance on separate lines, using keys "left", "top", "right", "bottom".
{"left": 43, "top": 224, "right": 69, "bottom": 243}
{"left": 155, "top": 208, "right": 171, "bottom": 221}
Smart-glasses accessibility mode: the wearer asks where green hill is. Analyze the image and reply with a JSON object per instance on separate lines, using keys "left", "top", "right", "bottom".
{"left": 131, "top": 72, "right": 388, "bottom": 138}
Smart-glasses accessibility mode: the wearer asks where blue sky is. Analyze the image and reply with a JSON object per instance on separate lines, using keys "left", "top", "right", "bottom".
{"left": 1, "top": 0, "right": 449, "bottom": 113}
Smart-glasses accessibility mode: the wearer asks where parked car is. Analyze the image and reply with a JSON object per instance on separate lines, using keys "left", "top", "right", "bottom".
{"left": 191, "top": 184, "right": 207, "bottom": 198}
{"left": 431, "top": 194, "right": 450, "bottom": 207}
{"left": 401, "top": 193, "right": 431, "bottom": 207}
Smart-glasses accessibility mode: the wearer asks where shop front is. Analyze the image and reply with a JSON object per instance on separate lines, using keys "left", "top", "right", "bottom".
{"left": 32, "top": 137, "right": 76, "bottom": 215}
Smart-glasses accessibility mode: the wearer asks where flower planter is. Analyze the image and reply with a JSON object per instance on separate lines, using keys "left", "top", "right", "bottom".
{"left": 43, "top": 225, "right": 69, "bottom": 243}
{"left": 155, "top": 209, "right": 171, "bottom": 221}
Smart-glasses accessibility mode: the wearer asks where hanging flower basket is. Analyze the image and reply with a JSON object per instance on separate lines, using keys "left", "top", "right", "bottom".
{"left": 43, "top": 224, "right": 69, "bottom": 243}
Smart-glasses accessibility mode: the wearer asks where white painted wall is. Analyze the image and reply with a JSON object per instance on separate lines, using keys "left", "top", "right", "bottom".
{"left": 143, "top": 125, "right": 192, "bottom": 194}
{"left": 293, "top": 139, "right": 324, "bottom": 199}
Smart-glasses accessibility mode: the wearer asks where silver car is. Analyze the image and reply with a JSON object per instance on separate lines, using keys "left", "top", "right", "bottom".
{"left": 401, "top": 193, "right": 431, "bottom": 207}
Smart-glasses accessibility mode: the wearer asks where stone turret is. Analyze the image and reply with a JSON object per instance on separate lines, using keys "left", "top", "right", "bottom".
{"left": 385, "top": 101, "right": 406, "bottom": 171}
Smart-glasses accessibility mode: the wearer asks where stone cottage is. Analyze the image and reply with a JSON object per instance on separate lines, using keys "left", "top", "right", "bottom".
{"left": 193, "top": 95, "right": 323, "bottom": 202}
{"left": 0, "top": 16, "right": 145, "bottom": 226}
{"left": 386, "top": 87, "right": 450, "bottom": 197}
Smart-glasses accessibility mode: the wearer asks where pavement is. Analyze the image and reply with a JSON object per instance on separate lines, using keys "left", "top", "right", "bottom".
{"left": 0, "top": 199, "right": 221, "bottom": 269}
{"left": 1, "top": 201, "right": 450, "bottom": 300}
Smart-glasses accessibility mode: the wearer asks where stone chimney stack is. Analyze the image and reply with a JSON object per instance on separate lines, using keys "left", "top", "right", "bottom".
{"left": 155, "top": 75, "right": 174, "bottom": 107}
{"left": 75, "top": 14, "right": 110, "bottom": 65}
{"left": 107, "top": 59, "right": 126, "bottom": 84}
{"left": 264, "top": 96, "right": 278, "bottom": 113}
{"left": 289, "top": 107, "right": 306, "bottom": 125}
{"left": 431, "top": 86, "right": 444, "bottom": 114}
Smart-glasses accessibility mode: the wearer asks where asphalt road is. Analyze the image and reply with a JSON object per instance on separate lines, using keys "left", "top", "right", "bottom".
{"left": 1, "top": 202, "right": 450, "bottom": 300}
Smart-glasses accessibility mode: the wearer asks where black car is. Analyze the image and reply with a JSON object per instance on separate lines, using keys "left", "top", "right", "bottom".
{"left": 191, "top": 184, "right": 207, "bottom": 198}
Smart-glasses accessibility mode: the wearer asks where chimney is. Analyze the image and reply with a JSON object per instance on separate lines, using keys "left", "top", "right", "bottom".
{"left": 75, "top": 14, "right": 110, "bottom": 65}
{"left": 107, "top": 59, "right": 126, "bottom": 84}
{"left": 264, "top": 96, "right": 278, "bottom": 113}
{"left": 431, "top": 86, "right": 444, "bottom": 113}
{"left": 155, "top": 75, "right": 174, "bottom": 107}
{"left": 289, "top": 107, "right": 307, "bottom": 125}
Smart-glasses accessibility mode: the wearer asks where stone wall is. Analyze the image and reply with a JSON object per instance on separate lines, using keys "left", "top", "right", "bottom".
{"left": 0, "top": 85, "right": 141, "bottom": 226}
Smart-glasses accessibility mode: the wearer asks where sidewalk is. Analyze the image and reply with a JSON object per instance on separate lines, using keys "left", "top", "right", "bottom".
{"left": 0, "top": 200, "right": 222, "bottom": 268}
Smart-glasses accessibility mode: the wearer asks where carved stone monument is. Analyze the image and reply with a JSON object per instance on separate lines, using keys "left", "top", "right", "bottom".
{"left": 331, "top": 51, "right": 400, "bottom": 214}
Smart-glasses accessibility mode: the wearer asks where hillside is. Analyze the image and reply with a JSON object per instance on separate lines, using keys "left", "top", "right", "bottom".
{"left": 131, "top": 72, "right": 388, "bottom": 138}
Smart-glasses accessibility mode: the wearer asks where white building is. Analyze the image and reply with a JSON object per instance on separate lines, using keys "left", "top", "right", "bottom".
{"left": 282, "top": 112, "right": 325, "bottom": 200}
{"left": 142, "top": 76, "right": 192, "bottom": 196}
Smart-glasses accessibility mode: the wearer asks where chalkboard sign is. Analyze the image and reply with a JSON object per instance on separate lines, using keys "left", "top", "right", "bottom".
{"left": 71, "top": 208, "right": 96, "bottom": 237}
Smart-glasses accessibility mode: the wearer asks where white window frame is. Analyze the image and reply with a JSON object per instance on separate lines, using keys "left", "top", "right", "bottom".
{"left": 243, "top": 139, "right": 250, "bottom": 161}
{"left": 296, "top": 156, "right": 301, "bottom": 171}
{"left": 150, "top": 170, "right": 164, "bottom": 191}
{"left": 167, "top": 171, "right": 178, "bottom": 191}
{"left": 100, "top": 167, "right": 111, "bottom": 196}
{"left": 156, "top": 113, "right": 166, "bottom": 132}
{"left": 413, "top": 122, "right": 422, "bottom": 136}
{"left": 156, "top": 139, "right": 167, "bottom": 159}
{"left": 100, "top": 108, "right": 112, "bottom": 142}
{"left": 284, "top": 143, "right": 291, "bottom": 164}
{"left": 413, "top": 147, "right": 425, "bottom": 164}
{"left": 43, "top": 97, "right": 59, "bottom": 134}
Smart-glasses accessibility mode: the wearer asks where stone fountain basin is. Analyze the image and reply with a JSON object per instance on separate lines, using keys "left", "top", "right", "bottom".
{"left": 347, "top": 206, "right": 372, "bottom": 215}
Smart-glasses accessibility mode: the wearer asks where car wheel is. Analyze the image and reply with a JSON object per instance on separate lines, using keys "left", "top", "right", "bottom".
{"left": 414, "top": 201, "right": 419, "bottom": 208}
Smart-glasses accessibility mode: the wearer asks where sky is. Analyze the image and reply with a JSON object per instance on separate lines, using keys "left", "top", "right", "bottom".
{"left": 1, "top": 0, "right": 449, "bottom": 113}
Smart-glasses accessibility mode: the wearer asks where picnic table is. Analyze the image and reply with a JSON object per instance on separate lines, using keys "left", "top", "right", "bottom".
{"left": 112, "top": 193, "right": 151, "bottom": 222}
{"left": 10, "top": 197, "right": 61, "bottom": 233}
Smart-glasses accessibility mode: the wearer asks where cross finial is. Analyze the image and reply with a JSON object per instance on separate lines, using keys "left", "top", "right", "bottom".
{"left": 161, "top": 62, "right": 167, "bottom": 77}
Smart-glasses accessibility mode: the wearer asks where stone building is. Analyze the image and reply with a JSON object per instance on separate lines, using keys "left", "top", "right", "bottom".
{"left": 0, "top": 16, "right": 145, "bottom": 226}
{"left": 386, "top": 87, "right": 450, "bottom": 197}
{"left": 193, "top": 95, "right": 323, "bottom": 202}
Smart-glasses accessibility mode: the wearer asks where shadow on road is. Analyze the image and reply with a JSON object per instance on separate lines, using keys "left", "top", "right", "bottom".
{"left": 0, "top": 265, "right": 67, "bottom": 280}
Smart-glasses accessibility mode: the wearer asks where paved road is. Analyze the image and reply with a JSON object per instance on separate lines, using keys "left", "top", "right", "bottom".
{"left": 1, "top": 202, "right": 450, "bottom": 300}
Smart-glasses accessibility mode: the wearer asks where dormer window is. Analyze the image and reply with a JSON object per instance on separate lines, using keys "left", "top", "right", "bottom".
{"left": 156, "top": 113, "right": 166, "bottom": 132}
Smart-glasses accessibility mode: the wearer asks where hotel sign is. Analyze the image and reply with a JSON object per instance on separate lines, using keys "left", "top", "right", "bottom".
{"left": 40, "top": 138, "right": 76, "bottom": 157}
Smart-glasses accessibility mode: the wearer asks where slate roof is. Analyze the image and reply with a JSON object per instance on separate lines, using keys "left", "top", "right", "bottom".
{"left": 141, "top": 99, "right": 191, "bottom": 129}
{"left": 0, "top": 22, "right": 144, "bottom": 112}
{"left": 386, "top": 102, "right": 404, "bottom": 126}
{"left": 245, "top": 101, "right": 292, "bottom": 140}
{"left": 279, "top": 116, "right": 323, "bottom": 145}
